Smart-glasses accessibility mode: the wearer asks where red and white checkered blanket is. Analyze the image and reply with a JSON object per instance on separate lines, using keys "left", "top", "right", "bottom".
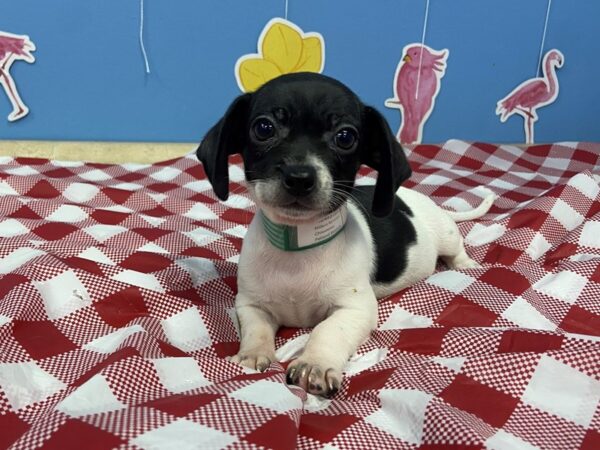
{"left": 1, "top": 141, "right": 599, "bottom": 449}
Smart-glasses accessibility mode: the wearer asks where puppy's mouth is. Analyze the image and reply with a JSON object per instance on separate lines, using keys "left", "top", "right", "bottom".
{"left": 265, "top": 199, "right": 322, "bottom": 224}
{"left": 281, "top": 198, "right": 315, "bottom": 210}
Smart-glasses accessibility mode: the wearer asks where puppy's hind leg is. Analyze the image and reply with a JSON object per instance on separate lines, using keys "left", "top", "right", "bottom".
{"left": 439, "top": 220, "right": 479, "bottom": 270}
{"left": 442, "top": 243, "right": 480, "bottom": 270}
{"left": 231, "top": 302, "right": 278, "bottom": 372}
{"left": 440, "top": 193, "right": 494, "bottom": 269}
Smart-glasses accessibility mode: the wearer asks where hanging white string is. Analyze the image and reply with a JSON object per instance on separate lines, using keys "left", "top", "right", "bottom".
{"left": 139, "top": 0, "right": 151, "bottom": 74}
{"left": 536, "top": 0, "right": 552, "bottom": 77}
{"left": 284, "top": 0, "right": 289, "bottom": 20}
{"left": 415, "top": 0, "right": 430, "bottom": 99}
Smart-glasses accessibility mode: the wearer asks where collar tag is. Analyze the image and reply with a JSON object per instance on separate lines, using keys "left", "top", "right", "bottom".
{"left": 261, "top": 206, "right": 348, "bottom": 251}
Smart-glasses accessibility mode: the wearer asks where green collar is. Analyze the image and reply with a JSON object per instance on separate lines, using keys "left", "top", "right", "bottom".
{"left": 261, "top": 206, "right": 348, "bottom": 251}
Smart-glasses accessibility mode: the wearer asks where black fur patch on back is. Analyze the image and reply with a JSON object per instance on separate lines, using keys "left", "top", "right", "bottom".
{"left": 352, "top": 185, "right": 417, "bottom": 284}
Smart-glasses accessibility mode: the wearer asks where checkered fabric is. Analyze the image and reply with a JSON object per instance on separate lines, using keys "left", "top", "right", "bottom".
{"left": 0, "top": 140, "right": 599, "bottom": 450}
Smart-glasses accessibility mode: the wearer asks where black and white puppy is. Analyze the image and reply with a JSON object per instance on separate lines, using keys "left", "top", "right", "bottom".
{"left": 197, "top": 73, "right": 493, "bottom": 397}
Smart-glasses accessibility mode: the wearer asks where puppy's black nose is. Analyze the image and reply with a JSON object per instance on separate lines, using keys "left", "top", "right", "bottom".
{"left": 280, "top": 165, "right": 316, "bottom": 197}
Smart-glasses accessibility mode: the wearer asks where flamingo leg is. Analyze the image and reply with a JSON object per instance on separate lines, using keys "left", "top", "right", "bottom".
{"left": 516, "top": 107, "right": 535, "bottom": 119}
{"left": 0, "top": 56, "right": 12, "bottom": 70}
{"left": 524, "top": 109, "right": 535, "bottom": 144}
{"left": 0, "top": 59, "right": 29, "bottom": 121}
{"left": 529, "top": 114, "right": 535, "bottom": 144}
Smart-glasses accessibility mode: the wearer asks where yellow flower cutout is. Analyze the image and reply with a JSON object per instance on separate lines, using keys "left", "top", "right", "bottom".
{"left": 235, "top": 18, "right": 325, "bottom": 93}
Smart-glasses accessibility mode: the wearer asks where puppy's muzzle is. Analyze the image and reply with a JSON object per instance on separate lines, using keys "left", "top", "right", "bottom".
{"left": 279, "top": 164, "right": 317, "bottom": 197}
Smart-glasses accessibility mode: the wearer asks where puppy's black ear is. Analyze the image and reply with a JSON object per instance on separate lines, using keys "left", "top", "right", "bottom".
{"left": 196, "top": 93, "right": 251, "bottom": 201}
{"left": 361, "top": 106, "right": 412, "bottom": 217}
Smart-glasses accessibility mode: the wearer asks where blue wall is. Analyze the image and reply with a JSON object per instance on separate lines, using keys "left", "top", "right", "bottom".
{"left": 1, "top": 0, "right": 599, "bottom": 143}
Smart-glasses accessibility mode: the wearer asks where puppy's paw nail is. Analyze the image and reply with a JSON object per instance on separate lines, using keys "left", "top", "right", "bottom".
{"left": 286, "top": 363, "right": 308, "bottom": 389}
{"left": 286, "top": 360, "right": 342, "bottom": 398}
{"left": 286, "top": 367, "right": 297, "bottom": 384}
{"left": 325, "top": 369, "right": 341, "bottom": 398}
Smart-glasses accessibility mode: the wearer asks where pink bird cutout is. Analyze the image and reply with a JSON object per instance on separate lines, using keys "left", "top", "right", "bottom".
{"left": 496, "top": 49, "right": 564, "bottom": 144}
{"left": 385, "top": 44, "right": 448, "bottom": 144}
{"left": 0, "top": 31, "right": 36, "bottom": 122}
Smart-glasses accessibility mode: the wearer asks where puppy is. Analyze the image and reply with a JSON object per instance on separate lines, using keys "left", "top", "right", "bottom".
{"left": 197, "top": 73, "right": 493, "bottom": 398}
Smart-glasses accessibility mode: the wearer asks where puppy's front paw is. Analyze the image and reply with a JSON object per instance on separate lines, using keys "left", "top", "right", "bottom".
{"left": 231, "top": 351, "right": 274, "bottom": 372}
{"left": 286, "top": 359, "right": 341, "bottom": 398}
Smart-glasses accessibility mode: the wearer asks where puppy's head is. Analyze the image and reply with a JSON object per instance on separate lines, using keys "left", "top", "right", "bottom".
{"left": 197, "top": 73, "right": 411, "bottom": 223}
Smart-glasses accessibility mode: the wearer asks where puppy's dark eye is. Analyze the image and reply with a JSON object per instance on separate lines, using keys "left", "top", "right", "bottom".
{"left": 334, "top": 128, "right": 357, "bottom": 150}
{"left": 253, "top": 118, "right": 275, "bottom": 141}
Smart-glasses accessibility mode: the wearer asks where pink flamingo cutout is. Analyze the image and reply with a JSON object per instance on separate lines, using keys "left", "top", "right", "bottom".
{"left": 385, "top": 44, "right": 448, "bottom": 144}
{"left": 496, "top": 49, "right": 564, "bottom": 144}
{"left": 0, "top": 31, "right": 36, "bottom": 122}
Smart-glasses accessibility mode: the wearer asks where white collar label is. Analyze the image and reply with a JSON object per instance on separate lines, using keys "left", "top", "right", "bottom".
{"left": 261, "top": 206, "right": 348, "bottom": 251}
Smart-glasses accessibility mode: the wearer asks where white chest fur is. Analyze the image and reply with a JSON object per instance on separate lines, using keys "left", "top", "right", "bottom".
{"left": 236, "top": 203, "right": 375, "bottom": 328}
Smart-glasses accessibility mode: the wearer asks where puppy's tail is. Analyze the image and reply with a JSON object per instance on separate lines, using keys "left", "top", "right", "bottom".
{"left": 445, "top": 192, "right": 496, "bottom": 222}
